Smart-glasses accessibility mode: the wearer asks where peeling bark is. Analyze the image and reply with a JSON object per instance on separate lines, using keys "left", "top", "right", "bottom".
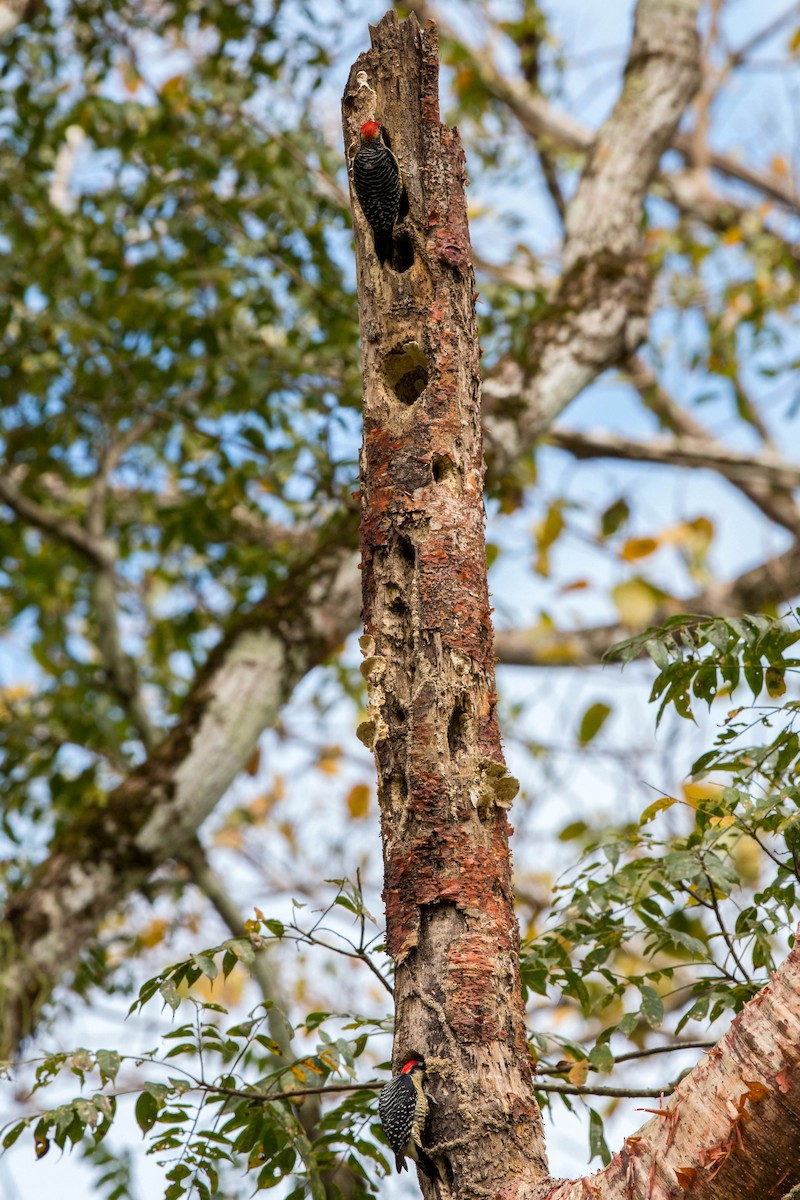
{"left": 542, "top": 935, "right": 800, "bottom": 1200}
{"left": 343, "top": 13, "right": 545, "bottom": 1200}
{"left": 345, "top": 12, "right": 800, "bottom": 1200}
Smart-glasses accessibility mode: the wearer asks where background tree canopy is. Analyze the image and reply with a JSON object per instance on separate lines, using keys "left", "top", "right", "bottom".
{"left": 1, "top": 0, "right": 800, "bottom": 1196}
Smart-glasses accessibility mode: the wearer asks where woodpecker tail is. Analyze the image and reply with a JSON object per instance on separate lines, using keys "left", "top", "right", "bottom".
{"left": 414, "top": 1147, "right": 441, "bottom": 1182}
{"left": 373, "top": 228, "right": 394, "bottom": 266}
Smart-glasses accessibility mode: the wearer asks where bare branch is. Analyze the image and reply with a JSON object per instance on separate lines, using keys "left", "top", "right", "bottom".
{"left": 729, "top": 3, "right": 800, "bottom": 66}
{"left": 84, "top": 418, "right": 162, "bottom": 751}
{"left": 0, "top": 474, "right": 114, "bottom": 569}
{"left": 535, "top": 1082, "right": 675, "bottom": 1098}
{"left": 546, "top": 428, "right": 800, "bottom": 493}
{"left": 624, "top": 358, "right": 800, "bottom": 534}
{"left": 345, "top": 12, "right": 543, "bottom": 1195}
{"left": 483, "top": 0, "right": 703, "bottom": 479}
{"left": 494, "top": 541, "right": 800, "bottom": 668}
{"left": 179, "top": 836, "right": 295, "bottom": 1055}
{"left": 430, "top": 4, "right": 798, "bottom": 218}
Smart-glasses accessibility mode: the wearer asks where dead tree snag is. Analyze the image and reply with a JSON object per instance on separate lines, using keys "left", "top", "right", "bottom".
{"left": 343, "top": 12, "right": 546, "bottom": 1200}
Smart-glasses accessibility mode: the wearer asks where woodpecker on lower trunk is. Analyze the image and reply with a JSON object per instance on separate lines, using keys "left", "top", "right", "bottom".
{"left": 378, "top": 1057, "right": 439, "bottom": 1181}
{"left": 352, "top": 120, "right": 402, "bottom": 265}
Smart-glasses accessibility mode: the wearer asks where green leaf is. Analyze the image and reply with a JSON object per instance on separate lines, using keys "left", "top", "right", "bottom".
{"left": 588, "top": 1043, "right": 615, "bottom": 1073}
{"left": 588, "top": 1108, "right": 611, "bottom": 1165}
{"left": 558, "top": 821, "right": 587, "bottom": 842}
{"left": 95, "top": 1050, "right": 121, "bottom": 1084}
{"left": 644, "top": 638, "right": 670, "bottom": 670}
{"left": 135, "top": 1092, "right": 158, "bottom": 1135}
{"left": 192, "top": 953, "right": 218, "bottom": 980}
{"left": 578, "top": 703, "right": 612, "bottom": 746}
{"left": 159, "top": 980, "right": 181, "bottom": 1012}
{"left": 639, "top": 986, "right": 664, "bottom": 1028}
{"left": 600, "top": 498, "right": 630, "bottom": 538}
{"left": 2, "top": 1121, "right": 27, "bottom": 1150}
{"left": 665, "top": 851, "right": 702, "bottom": 883}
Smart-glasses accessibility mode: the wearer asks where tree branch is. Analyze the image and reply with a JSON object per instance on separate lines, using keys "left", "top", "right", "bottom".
{"left": 429, "top": 3, "right": 798, "bottom": 217}
{"left": 177, "top": 836, "right": 361, "bottom": 1200}
{"left": 179, "top": 835, "right": 294, "bottom": 1056}
{"left": 483, "top": 0, "right": 703, "bottom": 481}
{"left": 541, "top": 932, "right": 800, "bottom": 1200}
{"left": 546, "top": 428, "right": 800, "bottom": 493}
{"left": 88, "top": 418, "right": 161, "bottom": 752}
{"left": 0, "top": 475, "right": 114, "bottom": 570}
{"left": 0, "top": 540, "right": 361, "bottom": 1059}
{"left": 345, "top": 12, "right": 543, "bottom": 1197}
{"left": 624, "top": 357, "right": 800, "bottom": 534}
{"left": 494, "top": 540, "right": 800, "bottom": 669}
{"left": 0, "top": 0, "right": 39, "bottom": 39}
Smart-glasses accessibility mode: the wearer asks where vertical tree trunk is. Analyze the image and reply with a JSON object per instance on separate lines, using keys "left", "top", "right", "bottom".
{"left": 343, "top": 14, "right": 546, "bottom": 1200}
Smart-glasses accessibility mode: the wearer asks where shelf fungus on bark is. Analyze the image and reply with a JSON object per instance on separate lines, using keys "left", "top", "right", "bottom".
{"left": 471, "top": 759, "right": 520, "bottom": 819}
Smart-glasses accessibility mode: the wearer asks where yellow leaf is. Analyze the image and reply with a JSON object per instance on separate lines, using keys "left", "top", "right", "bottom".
{"left": 213, "top": 827, "right": 244, "bottom": 850}
{"left": 771, "top": 154, "right": 789, "bottom": 177}
{"left": 662, "top": 517, "right": 714, "bottom": 566}
{"left": 194, "top": 970, "right": 245, "bottom": 1007}
{"left": 640, "top": 796, "right": 677, "bottom": 824}
{"left": 612, "top": 579, "right": 662, "bottom": 627}
{"left": 766, "top": 667, "right": 786, "bottom": 698}
{"left": 568, "top": 1060, "right": 589, "bottom": 1085}
{"left": 534, "top": 500, "right": 565, "bottom": 577}
{"left": 559, "top": 579, "right": 589, "bottom": 593}
{"left": 732, "top": 837, "right": 762, "bottom": 886}
{"left": 122, "top": 62, "right": 142, "bottom": 94}
{"left": 279, "top": 821, "right": 297, "bottom": 852}
{"left": 682, "top": 780, "right": 723, "bottom": 806}
{"left": 621, "top": 537, "right": 659, "bottom": 561}
{"left": 138, "top": 919, "right": 169, "bottom": 949}
{"left": 317, "top": 747, "right": 342, "bottom": 775}
{"left": 160, "top": 74, "right": 187, "bottom": 101}
{"left": 346, "top": 783, "right": 371, "bottom": 819}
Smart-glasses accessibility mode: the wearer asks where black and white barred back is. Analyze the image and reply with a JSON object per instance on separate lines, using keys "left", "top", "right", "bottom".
{"left": 352, "top": 134, "right": 402, "bottom": 264}
{"left": 378, "top": 1072, "right": 427, "bottom": 1171}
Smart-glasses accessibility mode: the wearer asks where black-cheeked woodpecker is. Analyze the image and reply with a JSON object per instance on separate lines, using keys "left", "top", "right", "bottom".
{"left": 352, "top": 120, "right": 402, "bottom": 266}
{"left": 378, "top": 1057, "right": 439, "bottom": 1181}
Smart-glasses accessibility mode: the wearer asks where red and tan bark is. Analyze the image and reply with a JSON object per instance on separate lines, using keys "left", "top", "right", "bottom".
{"left": 343, "top": 12, "right": 544, "bottom": 1199}
{"left": 545, "top": 934, "right": 800, "bottom": 1200}
{"left": 347, "top": 11, "right": 800, "bottom": 1200}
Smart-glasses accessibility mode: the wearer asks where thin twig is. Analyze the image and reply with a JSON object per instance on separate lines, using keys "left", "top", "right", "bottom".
{"left": 179, "top": 836, "right": 295, "bottom": 1056}
{"left": 703, "top": 870, "right": 752, "bottom": 984}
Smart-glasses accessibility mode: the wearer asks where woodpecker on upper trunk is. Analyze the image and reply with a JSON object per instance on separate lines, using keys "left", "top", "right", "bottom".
{"left": 378, "top": 1057, "right": 439, "bottom": 1181}
{"left": 352, "top": 120, "right": 402, "bottom": 265}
